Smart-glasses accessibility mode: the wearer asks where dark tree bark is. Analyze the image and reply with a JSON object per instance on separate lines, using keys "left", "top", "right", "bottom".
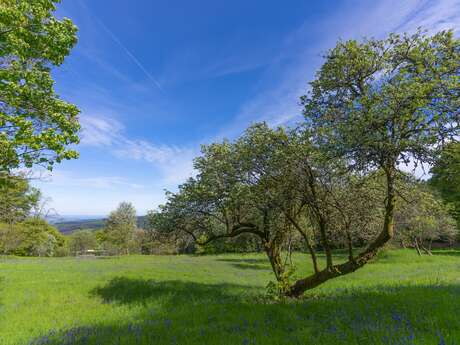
{"left": 264, "top": 243, "right": 284, "bottom": 281}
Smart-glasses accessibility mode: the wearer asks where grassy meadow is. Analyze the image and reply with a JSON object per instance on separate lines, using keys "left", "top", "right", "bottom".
{"left": 0, "top": 250, "right": 459, "bottom": 345}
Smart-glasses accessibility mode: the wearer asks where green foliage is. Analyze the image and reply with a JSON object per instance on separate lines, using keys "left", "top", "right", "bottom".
{"left": 68, "top": 229, "right": 98, "bottom": 254}
{"left": 152, "top": 30, "right": 460, "bottom": 297}
{"left": 302, "top": 30, "right": 460, "bottom": 172}
{"left": 195, "top": 234, "right": 261, "bottom": 255}
{"left": 429, "top": 142, "right": 460, "bottom": 229}
{"left": 1, "top": 251, "right": 460, "bottom": 344}
{"left": 155, "top": 121, "right": 389, "bottom": 293}
{"left": 155, "top": 123, "right": 313, "bottom": 281}
{"left": 104, "top": 202, "right": 137, "bottom": 255}
{"left": 0, "top": 173, "right": 40, "bottom": 223}
{"left": 0, "top": 0, "right": 80, "bottom": 172}
{"left": 93, "top": 228, "right": 107, "bottom": 246}
{"left": 265, "top": 266, "right": 297, "bottom": 300}
{"left": 0, "top": 217, "right": 65, "bottom": 256}
{"left": 395, "top": 180, "right": 458, "bottom": 253}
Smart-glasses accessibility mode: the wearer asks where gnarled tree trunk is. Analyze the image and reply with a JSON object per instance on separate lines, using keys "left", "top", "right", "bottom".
{"left": 264, "top": 243, "right": 284, "bottom": 281}
{"left": 286, "top": 167, "right": 397, "bottom": 298}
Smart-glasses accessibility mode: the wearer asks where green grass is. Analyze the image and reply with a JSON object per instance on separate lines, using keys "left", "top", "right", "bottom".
{"left": 0, "top": 250, "right": 459, "bottom": 345}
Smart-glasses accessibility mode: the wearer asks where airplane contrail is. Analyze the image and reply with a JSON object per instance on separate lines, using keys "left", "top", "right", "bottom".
{"left": 77, "top": 0, "right": 163, "bottom": 91}
{"left": 97, "top": 20, "right": 163, "bottom": 91}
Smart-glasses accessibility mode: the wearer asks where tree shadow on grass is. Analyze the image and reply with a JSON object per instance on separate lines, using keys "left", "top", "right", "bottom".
{"left": 215, "top": 257, "right": 272, "bottom": 270}
{"left": 25, "top": 278, "right": 460, "bottom": 345}
{"left": 90, "top": 277, "right": 256, "bottom": 305}
{"left": 216, "top": 257, "right": 268, "bottom": 264}
{"left": 230, "top": 263, "right": 271, "bottom": 270}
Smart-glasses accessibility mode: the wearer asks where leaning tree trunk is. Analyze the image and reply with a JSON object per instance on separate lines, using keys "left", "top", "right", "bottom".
{"left": 264, "top": 242, "right": 284, "bottom": 282}
{"left": 286, "top": 167, "right": 397, "bottom": 298}
{"left": 420, "top": 240, "right": 432, "bottom": 256}
{"left": 413, "top": 238, "right": 422, "bottom": 256}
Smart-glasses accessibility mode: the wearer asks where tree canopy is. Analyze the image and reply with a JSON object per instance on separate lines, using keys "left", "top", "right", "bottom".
{"left": 0, "top": 217, "right": 65, "bottom": 256}
{"left": 288, "top": 29, "right": 460, "bottom": 296}
{"left": 154, "top": 30, "right": 460, "bottom": 297}
{"left": 0, "top": 0, "right": 80, "bottom": 172}
{"left": 104, "top": 202, "right": 137, "bottom": 255}
{"left": 0, "top": 174, "right": 40, "bottom": 223}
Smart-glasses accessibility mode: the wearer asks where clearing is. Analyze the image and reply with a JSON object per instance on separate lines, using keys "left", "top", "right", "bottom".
{"left": 0, "top": 250, "right": 459, "bottom": 344}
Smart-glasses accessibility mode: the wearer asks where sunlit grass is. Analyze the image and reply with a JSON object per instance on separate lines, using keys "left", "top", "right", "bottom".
{"left": 0, "top": 249, "right": 458, "bottom": 344}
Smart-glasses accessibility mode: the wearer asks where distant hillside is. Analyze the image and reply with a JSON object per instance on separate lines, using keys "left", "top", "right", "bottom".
{"left": 55, "top": 216, "right": 147, "bottom": 234}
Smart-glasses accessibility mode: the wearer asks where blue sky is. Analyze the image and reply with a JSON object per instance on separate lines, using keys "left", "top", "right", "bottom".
{"left": 35, "top": 0, "right": 460, "bottom": 217}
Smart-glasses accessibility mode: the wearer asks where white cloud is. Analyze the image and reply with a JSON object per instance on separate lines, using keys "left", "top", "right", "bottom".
{"left": 79, "top": 113, "right": 197, "bottom": 185}
{"left": 398, "top": 160, "right": 432, "bottom": 180}
{"left": 79, "top": 113, "right": 124, "bottom": 146}
{"left": 397, "top": 0, "right": 460, "bottom": 34}
{"left": 33, "top": 170, "right": 157, "bottom": 216}
{"left": 114, "top": 140, "right": 197, "bottom": 184}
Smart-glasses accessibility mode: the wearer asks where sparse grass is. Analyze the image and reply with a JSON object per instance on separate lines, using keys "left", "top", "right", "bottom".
{"left": 0, "top": 250, "right": 459, "bottom": 344}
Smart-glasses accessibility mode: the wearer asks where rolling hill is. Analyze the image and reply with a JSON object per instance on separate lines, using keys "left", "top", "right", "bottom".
{"left": 54, "top": 216, "right": 147, "bottom": 234}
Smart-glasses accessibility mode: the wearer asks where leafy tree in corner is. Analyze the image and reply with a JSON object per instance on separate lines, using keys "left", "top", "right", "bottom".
{"left": 104, "top": 202, "right": 137, "bottom": 255}
{"left": 0, "top": 0, "right": 80, "bottom": 172}
{"left": 0, "top": 174, "right": 40, "bottom": 223}
{"left": 429, "top": 142, "right": 460, "bottom": 230}
{"left": 292, "top": 30, "right": 460, "bottom": 297}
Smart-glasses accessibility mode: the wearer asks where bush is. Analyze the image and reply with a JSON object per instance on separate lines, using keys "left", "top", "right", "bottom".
{"left": 0, "top": 218, "right": 66, "bottom": 256}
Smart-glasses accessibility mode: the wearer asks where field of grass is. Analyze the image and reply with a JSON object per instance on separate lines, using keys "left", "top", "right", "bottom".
{"left": 0, "top": 250, "right": 459, "bottom": 345}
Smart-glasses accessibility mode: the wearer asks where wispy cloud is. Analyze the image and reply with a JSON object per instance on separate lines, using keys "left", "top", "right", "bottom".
{"left": 396, "top": 0, "right": 460, "bottom": 34}
{"left": 80, "top": 113, "right": 197, "bottom": 185}
{"left": 114, "top": 140, "right": 196, "bottom": 185}
{"left": 48, "top": 0, "right": 459, "bottom": 216}
{"left": 44, "top": 170, "right": 145, "bottom": 190}
{"left": 79, "top": 113, "right": 124, "bottom": 146}
{"left": 220, "top": 0, "right": 460, "bottom": 139}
